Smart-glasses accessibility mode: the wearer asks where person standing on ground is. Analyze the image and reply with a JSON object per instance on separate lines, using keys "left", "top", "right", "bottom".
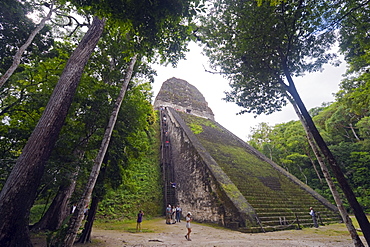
{"left": 136, "top": 210, "right": 144, "bottom": 232}
{"left": 166, "top": 204, "right": 172, "bottom": 224}
{"left": 185, "top": 212, "right": 192, "bottom": 241}
{"left": 309, "top": 207, "right": 318, "bottom": 228}
{"left": 176, "top": 205, "right": 182, "bottom": 222}
{"left": 172, "top": 205, "right": 177, "bottom": 224}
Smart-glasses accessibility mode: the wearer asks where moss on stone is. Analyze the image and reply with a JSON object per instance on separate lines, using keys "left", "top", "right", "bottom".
{"left": 221, "top": 183, "right": 240, "bottom": 199}
{"left": 178, "top": 112, "right": 339, "bottom": 224}
{"left": 189, "top": 123, "right": 203, "bottom": 134}
{"left": 181, "top": 113, "right": 220, "bottom": 130}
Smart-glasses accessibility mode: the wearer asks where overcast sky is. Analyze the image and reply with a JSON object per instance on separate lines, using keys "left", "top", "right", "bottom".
{"left": 151, "top": 42, "right": 347, "bottom": 141}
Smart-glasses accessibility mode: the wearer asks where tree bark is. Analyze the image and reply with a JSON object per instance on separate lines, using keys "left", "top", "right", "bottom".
{"left": 306, "top": 150, "right": 323, "bottom": 183}
{"left": 78, "top": 165, "right": 106, "bottom": 243}
{"left": 0, "top": 2, "right": 55, "bottom": 88}
{"left": 290, "top": 99, "right": 364, "bottom": 247}
{"left": 31, "top": 166, "right": 80, "bottom": 232}
{"left": 0, "top": 16, "right": 105, "bottom": 246}
{"left": 282, "top": 64, "right": 370, "bottom": 244}
{"left": 62, "top": 55, "right": 138, "bottom": 247}
{"left": 78, "top": 195, "right": 100, "bottom": 243}
{"left": 32, "top": 140, "right": 87, "bottom": 232}
{"left": 349, "top": 123, "right": 361, "bottom": 141}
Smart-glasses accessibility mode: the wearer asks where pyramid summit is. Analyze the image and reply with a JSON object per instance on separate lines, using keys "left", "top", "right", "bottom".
{"left": 154, "top": 77, "right": 214, "bottom": 120}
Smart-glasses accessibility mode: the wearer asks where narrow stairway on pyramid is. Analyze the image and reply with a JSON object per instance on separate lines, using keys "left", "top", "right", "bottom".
{"left": 154, "top": 77, "right": 340, "bottom": 232}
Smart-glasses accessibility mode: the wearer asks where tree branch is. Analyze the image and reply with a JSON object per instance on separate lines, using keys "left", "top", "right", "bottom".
{"left": 0, "top": 1, "right": 56, "bottom": 88}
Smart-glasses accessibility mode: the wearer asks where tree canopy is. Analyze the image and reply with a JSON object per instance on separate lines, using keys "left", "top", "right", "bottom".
{"left": 199, "top": 0, "right": 370, "bottom": 243}
{"left": 200, "top": 0, "right": 339, "bottom": 115}
{"left": 1, "top": 0, "right": 370, "bottom": 245}
{"left": 0, "top": 0, "right": 53, "bottom": 75}
{"left": 0, "top": 0, "right": 202, "bottom": 245}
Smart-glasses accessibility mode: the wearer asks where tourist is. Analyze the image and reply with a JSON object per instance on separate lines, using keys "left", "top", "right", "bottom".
{"left": 136, "top": 210, "right": 144, "bottom": 232}
{"left": 172, "top": 205, "right": 176, "bottom": 224}
{"left": 185, "top": 212, "right": 192, "bottom": 241}
{"left": 309, "top": 207, "right": 318, "bottom": 228}
{"left": 176, "top": 205, "right": 182, "bottom": 222}
{"left": 166, "top": 204, "right": 172, "bottom": 224}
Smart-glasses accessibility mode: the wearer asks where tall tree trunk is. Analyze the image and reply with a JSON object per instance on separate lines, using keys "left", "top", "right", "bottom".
{"left": 0, "top": 16, "right": 105, "bottom": 247}
{"left": 78, "top": 166, "right": 107, "bottom": 243}
{"left": 297, "top": 165, "right": 308, "bottom": 184}
{"left": 306, "top": 150, "right": 323, "bottom": 183}
{"left": 0, "top": 2, "right": 55, "bottom": 88}
{"left": 290, "top": 99, "right": 364, "bottom": 247}
{"left": 267, "top": 145, "right": 273, "bottom": 160}
{"left": 78, "top": 195, "right": 100, "bottom": 243}
{"left": 32, "top": 140, "right": 88, "bottom": 232}
{"left": 62, "top": 55, "right": 138, "bottom": 247}
{"left": 349, "top": 123, "right": 361, "bottom": 141}
{"left": 282, "top": 65, "right": 370, "bottom": 244}
{"left": 31, "top": 166, "right": 80, "bottom": 232}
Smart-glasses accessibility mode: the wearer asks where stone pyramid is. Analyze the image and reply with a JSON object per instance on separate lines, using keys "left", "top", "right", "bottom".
{"left": 155, "top": 78, "right": 340, "bottom": 232}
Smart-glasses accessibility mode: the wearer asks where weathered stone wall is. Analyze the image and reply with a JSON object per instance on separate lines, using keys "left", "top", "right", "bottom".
{"left": 165, "top": 108, "right": 257, "bottom": 228}
{"left": 155, "top": 77, "right": 339, "bottom": 232}
{"left": 211, "top": 121, "right": 339, "bottom": 213}
{"left": 154, "top": 77, "right": 215, "bottom": 120}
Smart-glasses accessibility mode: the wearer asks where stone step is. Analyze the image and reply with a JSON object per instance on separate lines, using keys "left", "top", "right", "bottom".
{"left": 257, "top": 216, "right": 340, "bottom": 226}
{"left": 243, "top": 193, "right": 321, "bottom": 201}
{"left": 244, "top": 196, "right": 321, "bottom": 202}
{"left": 252, "top": 208, "right": 331, "bottom": 214}
{"left": 249, "top": 204, "right": 333, "bottom": 213}
{"left": 257, "top": 215, "right": 339, "bottom": 224}
{"left": 245, "top": 217, "right": 340, "bottom": 232}
{"left": 247, "top": 201, "right": 320, "bottom": 206}
{"left": 255, "top": 211, "right": 339, "bottom": 219}
{"left": 239, "top": 224, "right": 298, "bottom": 233}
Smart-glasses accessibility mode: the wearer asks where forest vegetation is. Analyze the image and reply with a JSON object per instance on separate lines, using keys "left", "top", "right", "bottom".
{"left": 199, "top": 0, "right": 370, "bottom": 245}
{"left": 0, "top": 0, "right": 369, "bottom": 246}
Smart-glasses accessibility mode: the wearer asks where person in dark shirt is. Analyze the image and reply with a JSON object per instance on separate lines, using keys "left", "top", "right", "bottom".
{"left": 136, "top": 210, "right": 144, "bottom": 232}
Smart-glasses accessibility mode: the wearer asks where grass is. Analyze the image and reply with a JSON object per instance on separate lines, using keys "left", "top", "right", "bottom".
{"left": 349, "top": 215, "right": 369, "bottom": 237}
{"left": 94, "top": 217, "right": 165, "bottom": 233}
{"left": 93, "top": 217, "right": 231, "bottom": 234}
{"left": 92, "top": 215, "right": 369, "bottom": 237}
{"left": 294, "top": 215, "right": 370, "bottom": 238}
{"left": 300, "top": 224, "right": 349, "bottom": 236}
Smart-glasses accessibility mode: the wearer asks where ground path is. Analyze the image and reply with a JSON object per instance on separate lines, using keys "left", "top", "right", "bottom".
{"left": 67, "top": 218, "right": 365, "bottom": 247}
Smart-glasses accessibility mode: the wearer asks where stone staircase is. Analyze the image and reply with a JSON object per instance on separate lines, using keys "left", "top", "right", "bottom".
{"left": 240, "top": 180, "right": 341, "bottom": 232}
{"left": 179, "top": 112, "right": 341, "bottom": 232}
{"left": 160, "top": 110, "right": 177, "bottom": 209}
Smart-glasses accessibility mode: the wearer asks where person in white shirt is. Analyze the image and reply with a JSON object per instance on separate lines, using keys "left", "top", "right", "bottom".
{"left": 185, "top": 212, "right": 192, "bottom": 241}
{"left": 309, "top": 207, "right": 318, "bottom": 228}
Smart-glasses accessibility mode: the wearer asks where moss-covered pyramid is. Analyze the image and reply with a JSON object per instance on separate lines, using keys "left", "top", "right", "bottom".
{"left": 155, "top": 78, "right": 340, "bottom": 232}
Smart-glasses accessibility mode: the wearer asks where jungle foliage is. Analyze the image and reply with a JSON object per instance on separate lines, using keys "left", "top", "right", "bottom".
{"left": 245, "top": 0, "right": 370, "bottom": 212}
{"left": 248, "top": 86, "right": 370, "bottom": 212}
{"left": 1, "top": 0, "right": 370, "bottom": 245}
{"left": 0, "top": 0, "right": 202, "bottom": 245}
{"left": 199, "top": 0, "right": 370, "bottom": 214}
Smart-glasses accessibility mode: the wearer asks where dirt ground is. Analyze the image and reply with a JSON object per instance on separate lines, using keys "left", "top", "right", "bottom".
{"left": 64, "top": 218, "right": 366, "bottom": 247}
